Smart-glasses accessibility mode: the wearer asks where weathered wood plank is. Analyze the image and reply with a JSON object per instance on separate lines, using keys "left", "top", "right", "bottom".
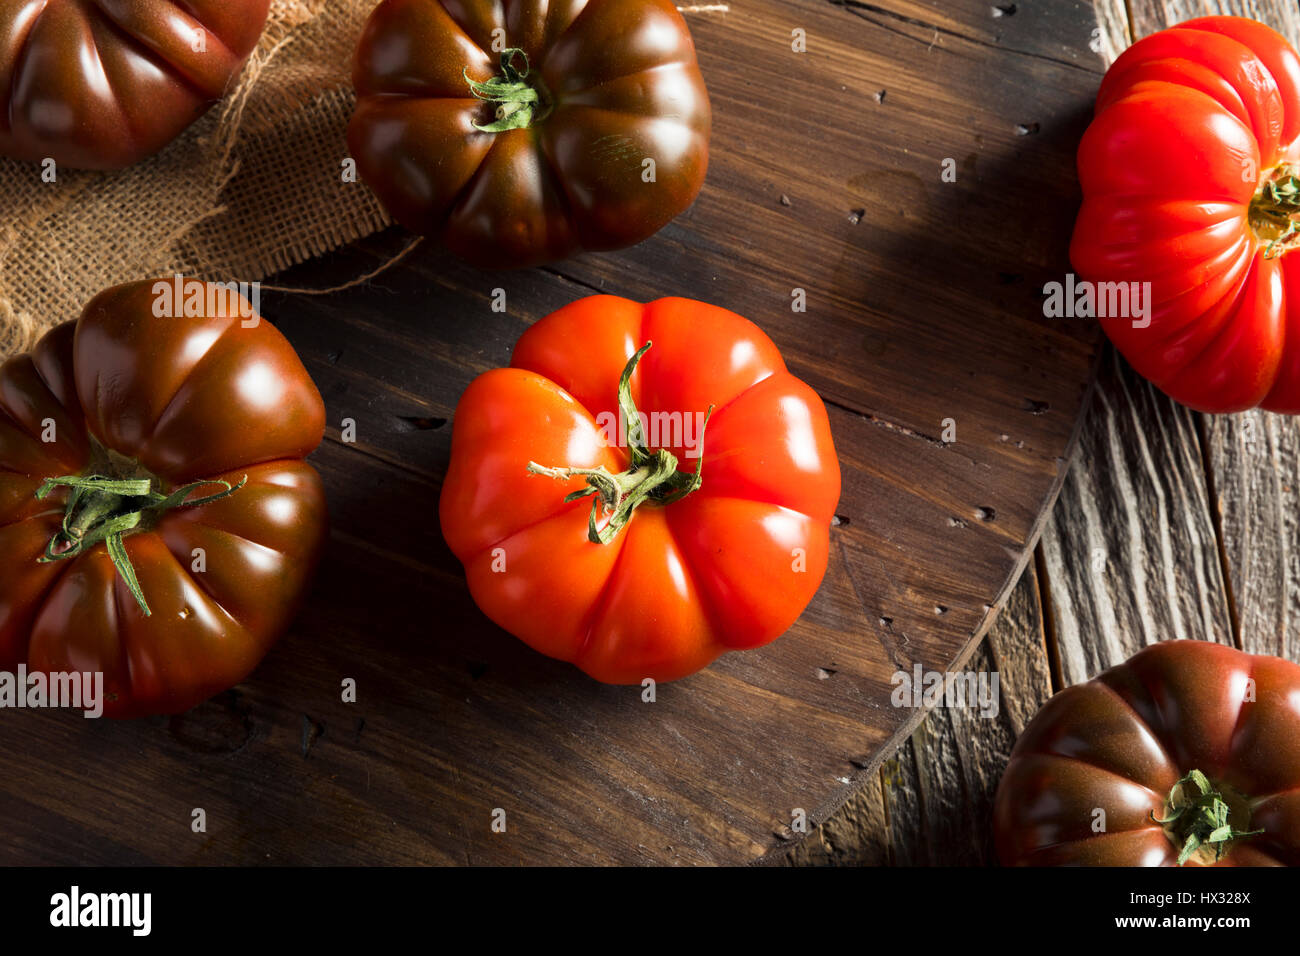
{"left": 798, "top": 338, "right": 1243, "bottom": 865}
{"left": 787, "top": 552, "right": 1052, "bottom": 865}
{"left": 828, "top": 0, "right": 1109, "bottom": 68}
{"left": 781, "top": 772, "right": 891, "bottom": 866}
{"left": 1040, "top": 349, "right": 1233, "bottom": 686}
{"left": 1127, "top": 0, "right": 1300, "bottom": 39}
{"left": 1090, "top": 0, "right": 1132, "bottom": 62}
{"left": 878, "top": 560, "right": 1053, "bottom": 866}
{"left": 1202, "top": 414, "right": 1299, "bottom": 658}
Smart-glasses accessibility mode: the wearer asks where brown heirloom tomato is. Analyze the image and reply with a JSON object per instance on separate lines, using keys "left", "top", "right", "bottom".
{"left": 0, "top": 1, "right": 271, "bottom": 169}
{"left": 995, "top": 641, "right": 1300, "bottom": 866}
{"left": 0, "top": 279, "right": 327, "bottom": 718}
{"left": 348, "top": 0, "right": 711, "bottom": 268}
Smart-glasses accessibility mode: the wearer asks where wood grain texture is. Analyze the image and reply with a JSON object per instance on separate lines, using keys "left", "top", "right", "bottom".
{"left": 1203, "top": 413, "right": 1299, "bottom": 658}
{"left": 794, "top": 0, "right": 1129, "bottom": 870}
{"left": 1091, "top": 0, "right": 1132, "bottom": 61}
{"left": 796, "top": 338, "right": 1246, "bottom": 864}
{"left": 785, "top": 554, "right": 1050, "bottom": 868}
{"left": 820, "top": 8, "right": 1132, "bottom": 866}
{"left": 794, "top": 0, "right": 1300, "bottom": 865}
{"left": 787, "top": 561, "right": 1052, "bottom": 866}
{"left": 1127, "top": 0, "right": 1300, "bottom": 36}
{"left": 1039, "top": 348, "right": 1233, "bottom": 687}
{"left": 876, "top": 561, "right": 1053, "bottom": 865}
{"left": 0, "top": 0, "right": 1106, "bottom": 865}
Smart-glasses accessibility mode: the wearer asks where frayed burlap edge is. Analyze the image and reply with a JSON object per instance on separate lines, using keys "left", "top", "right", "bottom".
{"left": 0, "top": 0, "right": 390, "bottom": 361}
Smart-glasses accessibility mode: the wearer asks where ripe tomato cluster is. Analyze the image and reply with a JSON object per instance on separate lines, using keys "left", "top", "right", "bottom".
{"left": 0, "top": 1, "right": 1298, "bottom": 870}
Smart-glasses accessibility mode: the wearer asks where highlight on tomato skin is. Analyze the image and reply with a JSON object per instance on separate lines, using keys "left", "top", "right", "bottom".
{"left": 0, "top": 278, "right": 329, "bottom": 719}
{"left": 1069, "top": 15, "right": 1300, "bottom": 414}
{"left": 0, "top": 1, "right": 272, "bottom": 170}
{"left": 347, "top": 0, "right": 711, "bottom": 269}
{"left": 993, "top": 640, "right": 1300, "bottom": 866}
{"left": 438, "top": 294, "right": 843, "bottom": 684}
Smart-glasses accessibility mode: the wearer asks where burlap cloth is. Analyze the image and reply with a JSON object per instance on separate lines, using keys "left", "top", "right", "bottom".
{"left": 0, "top": 0, "right": 391, "bottom": 361}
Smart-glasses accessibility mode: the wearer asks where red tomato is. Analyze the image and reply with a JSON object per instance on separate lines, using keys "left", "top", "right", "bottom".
{"left": 1071, "top": 16, "right": 1300, "bottom": 412}
{"left": 439, "top": 296, "right": 841, "bottom": 682}
{"left": 995, "top": 641, "right": 1300, "bottom": 866}
{"left": 0, "top": 279, "right": 328, "bottom": 717}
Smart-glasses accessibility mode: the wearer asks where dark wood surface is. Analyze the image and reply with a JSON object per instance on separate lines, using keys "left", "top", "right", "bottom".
{"left": 0, "top": 0, "right": 1108, "bottom": 865}
{"left": 789, "top": 0, "right": 1300, "bottom": 866}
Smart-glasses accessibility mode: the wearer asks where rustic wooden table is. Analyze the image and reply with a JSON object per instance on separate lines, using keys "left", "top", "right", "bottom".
{"left": 0, "top": 0, "right": 1109, "bottom": 865}
{"left": 787, "top": 0, "right": 1300, "bottom": 868}
{"left": 2, "top": 0, "right": 1293, "bottom": 868}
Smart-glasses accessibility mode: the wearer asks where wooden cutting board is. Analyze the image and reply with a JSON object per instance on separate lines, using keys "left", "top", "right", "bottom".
{"left": 0, "top": 0, "right": 1105, "bottom": 864}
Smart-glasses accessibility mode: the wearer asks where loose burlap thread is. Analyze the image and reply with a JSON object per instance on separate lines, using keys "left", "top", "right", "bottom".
{"left": 0, "top": 0, "right": 391, "bottom": 361}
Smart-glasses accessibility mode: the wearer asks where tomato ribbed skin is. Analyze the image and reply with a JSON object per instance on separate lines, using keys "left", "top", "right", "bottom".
{"left": 0, "top": 279, "right": 327, "bottom": 718}
{"left": 1071, "top": 16, "right": 1300, "bottom": 412}
{"left": 439, "top": 295, "right": 841, "bottom": 683}
{"left": 0, "top": 1, "right": 270, "bottom": 169}
{"left": 995, "top": 641, "right": 1300, "bottom": 866}
{"left": 347, "top": 0, "right": 711, "bottom": 268}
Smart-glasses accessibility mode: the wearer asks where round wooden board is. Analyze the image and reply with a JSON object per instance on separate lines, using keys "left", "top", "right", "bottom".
{"left": 0, "top": 0, "right": 1106, "bottom": 864}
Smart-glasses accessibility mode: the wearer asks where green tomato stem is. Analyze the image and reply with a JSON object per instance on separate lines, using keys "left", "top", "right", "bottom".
{"left": 1250, "top": 163, "right": 1300, "bottom": 259}
{"left": 463, "top": 48, "right": 553, "bottom": 133}
{"left": 527, "top": 342, "right": 714, "bottom": 545}
{"left": 1150, "top": 769, "right": 1263, "bottom": 865}
{"left": 35, "top": 447, "right": 247, "bottom": 617}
